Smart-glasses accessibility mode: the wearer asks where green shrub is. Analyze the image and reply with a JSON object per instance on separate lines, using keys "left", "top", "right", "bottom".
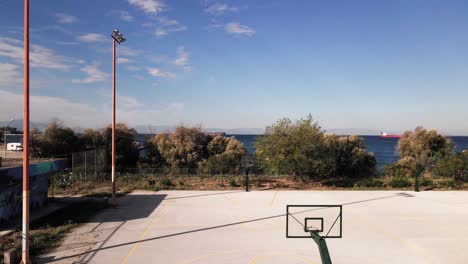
{"left": 419, "top": 177, "right": 434, "bottom": 187}
{"left": 383, "top": 161, "right": 415, "bottom": 178}
{"left": 159, "top": 178, "right": 174, "bottom": 188}
{"left": 321, "top": 178, "right": 355, "bottom": 188}
{"left": 51, "top": 171, "right": 75, "bottom": 189}
{"left": 388, "top": 176, "right": 412, "bottom": 188}
{"left": 229, "top": 178, "right": 238, "bottom": 187}
{"left": 437, "top": 179, "right": 462, "bottom": 189}
{"left": 354, "top": 178, "right": 384, "bottom": 188}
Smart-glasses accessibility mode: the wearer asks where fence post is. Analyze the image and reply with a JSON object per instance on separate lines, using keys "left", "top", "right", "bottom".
{"left": 94, "top": 149, "right": 97, "bottom": 180}
{"left": 84, "top": 151, "right": 87, "bottom": 182}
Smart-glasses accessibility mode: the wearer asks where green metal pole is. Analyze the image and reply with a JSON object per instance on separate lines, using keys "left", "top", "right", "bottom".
{"left": 310, "top": 232, "right": 333, "bottom": 264}
{"left": 415, "top": 174, "right": 419, "bottom": 192}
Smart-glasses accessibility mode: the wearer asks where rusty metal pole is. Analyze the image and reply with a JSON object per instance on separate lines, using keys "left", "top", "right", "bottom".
{"left": 112, "top": 38, "right": 116, "bottom": 206}
{"left": 21, "top": 0, "right": 31, "bottom": 263}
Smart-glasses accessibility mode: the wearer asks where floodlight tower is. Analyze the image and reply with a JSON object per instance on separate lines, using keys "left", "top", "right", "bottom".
{"left": 111, "top": 29, "right": 126, "bottom": 206}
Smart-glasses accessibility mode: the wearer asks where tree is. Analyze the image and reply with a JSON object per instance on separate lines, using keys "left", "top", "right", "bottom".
{"left": 153, "top": 126, "right": 209, "bottom": 170}
{"left": 434, "top": 151, "right": 468, "bottom": 179}
{"left": 255, "top": 115, "right": 376, "bottom": 179}
{"left": 255, "top": 115, "right": 334, "bottom": 179}
{"left": 103, "top": 123, "right": 139, "bottom": 170}
{"left": 33, "top": 120, "right": 82, "bottom": 157}
{"left": 397, "top": 126, "right": 454, "bottom": 166}
{"left": 144, "top": 134, "right": 167, "bottom": 168}
{"left": 327, "top": 135, "right": 376, "bottom": 178}
{"left": 198, "top": 136, "right": 247, "bottom": 174}
{"left": 81, "top": 128, "right": 104, "bottom": 150}
{"left": 149, "top": 128, "right": 247, "bottom": 174}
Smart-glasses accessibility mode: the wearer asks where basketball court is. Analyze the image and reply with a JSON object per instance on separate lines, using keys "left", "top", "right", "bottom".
{"left": 39, "top": 190, "right": 468, "bottom": 264}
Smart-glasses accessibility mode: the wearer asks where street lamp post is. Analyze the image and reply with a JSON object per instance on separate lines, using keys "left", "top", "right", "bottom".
{"left": 21, "top": 0, "right": 30, "bottom": 263}
{"left": 111, "top": 29, "right": 126, "bottom": 206}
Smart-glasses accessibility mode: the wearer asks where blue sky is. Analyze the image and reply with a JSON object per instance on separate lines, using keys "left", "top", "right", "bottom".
{"left": 0, "top": 0, "right": 467, "bottom": 134}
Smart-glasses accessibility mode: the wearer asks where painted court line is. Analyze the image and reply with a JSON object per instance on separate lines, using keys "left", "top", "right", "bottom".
{"left": 121, "top": 204, "right": 167, "bottom": 264}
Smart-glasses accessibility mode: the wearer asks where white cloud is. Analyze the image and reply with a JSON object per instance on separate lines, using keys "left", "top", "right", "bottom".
{"left": 173, "top": 46, "right": 191, "bottom": 72}
{"left": 117, "top": 57, "right": 131, "bottom": 64}
{"left": 0, "top": 63, "right": 21, "bottom": 87}
{"left": 56, "top": 41, "right": 79, "bottom": 45}
{"left": 119, "top": 95, "right": 143, "bottom": 110}
{"left": 78, "top": 33, "right": 107, "bottom": 43}
{"left": 147, "top": 67, "right": 176, "bottom": 79}
{"left": 127, "top": 65, "right": 141, "bottom": 71}
{"left": 55, "top": 13, "right": 78, "bottom": 24}
{"left": 155, "top": 18, "right": 187, "bottom": 37}
{"left": 0, "top": 89, "right": 106, "bottom": 127}
{"left": 120, "top": 11, "right": 134, "bottom": 21}
{"left": 127, "top": 0, "right": 165, "bottom": 14}
{"left": 0, "top": 37, "right": 70, "bottom": 70}
{"left": 205, "top": 3, "right": 238, "bottom": 15}
{"left": 119, "top": 46, "right": 140, "bottom": 57}
{"left": 132, "top": 74, "right": 144, "bottom": 80}
{"left": 108, "top": 10, "right": 134, "bottom": 22}
{"left": 225, "top": 22, "right": 255, "bottom": 37}
{"left": 72, "top": 62, "right": 109, "bottom": 84}
{"left": 0, "top": 89, "right": 186, "bottom": 128}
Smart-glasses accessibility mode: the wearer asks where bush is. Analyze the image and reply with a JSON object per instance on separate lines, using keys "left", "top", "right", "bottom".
{"left": 159, "top": 178, "right": 174, "bottom": 188}
{"left": 321, "top": 178, "right": 355, "bottom": 188}
{"left": 388, "top": 176, "right": 412, "bottom": 188}
{"left": 434, "top": 152, "right": 467, "bottom": 179}
{"left": 420, "top": 177, "right": 434, "bottom": 187}
{"left": 398, "top": 126, "right": 454, "bottom": 165}
{"left": 437, "top": 179, "right": 462, "bottom": 189}
{"left": 51, "top": 170, "right": 75, "bottom": 189}
{"left": 383, "top": 157, "right": 417, "bottom": 178}
{"left": 229, "top": 178, "right": 238, "bottom": 187}
{"left": 354, "top": 178, "right": 384, "bottom": 188}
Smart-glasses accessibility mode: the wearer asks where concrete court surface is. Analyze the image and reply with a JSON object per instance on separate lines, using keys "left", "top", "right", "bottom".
{"left": 38, "top": 190, "right": 468, "bottom": 264}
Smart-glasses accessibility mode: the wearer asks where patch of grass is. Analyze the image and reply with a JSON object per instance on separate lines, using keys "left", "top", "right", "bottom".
{"left": 159, "top": 178, "right": 175, "bottom": 188}
{"left": 388, "top": 176, "right": 412, "bottom": 188}
{"left": 229, "top": 178, "right": 239, "bottom": 187}
{"left": 419, "top": 177, "right": 434, "bottom": 187}
{"left": 321, "top": 178, "right": 357, "bottom": 188}
{"left": 436, "top": 179, "right": 462, "bottom": 189}
{"left": 354, "top": 178, "right": 385, "bottom": 188}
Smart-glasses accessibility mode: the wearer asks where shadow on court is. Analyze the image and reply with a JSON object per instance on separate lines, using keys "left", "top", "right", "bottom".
{"left": 36, "top": 193, "right": 166, "bottom": 264}
{"left": 40, "top": 192, "right": 413, "bottom": 263}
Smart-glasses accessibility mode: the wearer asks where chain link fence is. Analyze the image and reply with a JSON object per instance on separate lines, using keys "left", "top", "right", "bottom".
{"left": 70, "top": 149, "right": 107, "bottom": 182}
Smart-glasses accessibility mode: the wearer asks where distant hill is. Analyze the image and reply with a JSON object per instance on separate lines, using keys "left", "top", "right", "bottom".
{"left": 1, "top": 119, "right": 48, "bottom": 131}
{"left": 4, "top": 120, "right": 466, "bottom": 136}
{"left": 133, "top": 125, "right": 265, "bottom": 135}
{"left": 325, "top": 128, "right": 383, "bottom": 136}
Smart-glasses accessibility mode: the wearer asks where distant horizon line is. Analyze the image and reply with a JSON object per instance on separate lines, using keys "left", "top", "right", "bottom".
{"left": 1, "top": 119, "right": 468, "bottom": 136}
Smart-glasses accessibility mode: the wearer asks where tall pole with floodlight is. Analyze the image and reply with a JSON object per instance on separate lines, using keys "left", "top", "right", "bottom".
{"left": 111, "top": 29, "right": 126, "bottom": 206}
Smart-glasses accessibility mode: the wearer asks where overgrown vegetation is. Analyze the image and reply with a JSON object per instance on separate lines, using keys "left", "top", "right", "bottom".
{"left": 30, "top": 120, "right": 139, "bottom": 172}
{"left": 144, "top": 126, "right": 246, "bottom": 174}
{"left": 18, "top": 119, "right": 467, "bottom": 192}
{"left": 383, "top": 127, "right": 467, "bottom": 189}
{"left": 254, "top": 115, "right": 376, "bottom": 179}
